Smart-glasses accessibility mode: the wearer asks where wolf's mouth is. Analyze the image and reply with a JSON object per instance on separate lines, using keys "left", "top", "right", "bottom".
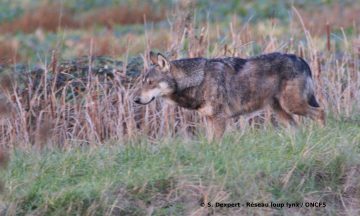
{"left": 143, "top": 97, "right": 155, "bottom": 105}
{"left": 134, "top": 97, "right": 155, "bottom": 105}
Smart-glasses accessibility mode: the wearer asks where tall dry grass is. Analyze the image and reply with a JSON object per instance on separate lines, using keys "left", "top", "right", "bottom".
{"left": 0, "top": 6, "right": 359, "bottom": 149}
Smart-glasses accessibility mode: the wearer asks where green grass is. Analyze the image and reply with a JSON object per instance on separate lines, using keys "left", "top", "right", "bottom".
{"left": 1, "top": 117, "right": 360, "bottom": 215}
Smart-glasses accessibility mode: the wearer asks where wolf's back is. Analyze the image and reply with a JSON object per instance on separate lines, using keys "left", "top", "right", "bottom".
{"left": 220, "top": 57, "right": 247, "bottom": 73}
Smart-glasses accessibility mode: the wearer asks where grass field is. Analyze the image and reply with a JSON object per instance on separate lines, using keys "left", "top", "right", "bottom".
{"left": 1, "top": 118, "right": 359, "bottom": 215}
{"left": 0, "top": 0, "right": 360, "bottom": 215}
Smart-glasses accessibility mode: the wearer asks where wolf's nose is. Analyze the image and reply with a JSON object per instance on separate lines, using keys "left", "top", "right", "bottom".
{"left": 134, "top": 97, "right": 141, "bottom": 104}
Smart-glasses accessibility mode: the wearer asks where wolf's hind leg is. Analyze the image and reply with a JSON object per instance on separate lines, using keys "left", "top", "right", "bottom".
{"left": 306, "top": 95, "right": 326, "bottom": 126}
{"left": 305, "top": 106, "right": 326, "bottom": 127}
{"left": 270, "top": 98, "right": 297, "bottom": 128}
{"left": 279, "top": 94, "right": 325, "bottom": 127}
{"left": 278, "top": 79, "right": 325, "bottom": 127}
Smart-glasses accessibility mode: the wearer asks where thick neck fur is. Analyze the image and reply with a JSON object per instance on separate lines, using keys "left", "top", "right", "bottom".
{"left": 170, "top": 58, "right": 207, "bottom": 91}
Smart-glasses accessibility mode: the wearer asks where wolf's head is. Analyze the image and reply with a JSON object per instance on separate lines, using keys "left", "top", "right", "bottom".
{"left": 134, "top": 52, "right": 176, "bottom": 105}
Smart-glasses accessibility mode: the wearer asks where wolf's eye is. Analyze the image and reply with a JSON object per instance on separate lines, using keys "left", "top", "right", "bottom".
{"left": 147, "top": 80, "right": 152, "bottom": 85}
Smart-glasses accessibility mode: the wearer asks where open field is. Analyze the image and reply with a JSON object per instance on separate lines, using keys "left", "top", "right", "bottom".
{"left": 0, "top": 0, "right": 359, "bottom": 215}
{"left": 1, "top": 118, "right": 360, "bottom": 215}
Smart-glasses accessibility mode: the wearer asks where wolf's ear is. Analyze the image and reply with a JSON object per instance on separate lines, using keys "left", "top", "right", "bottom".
{"left": 149, "top": 51, "right": 158, "bottom": 65}
{"left": 157, "top": 53, "right": 170, "bottom": 72}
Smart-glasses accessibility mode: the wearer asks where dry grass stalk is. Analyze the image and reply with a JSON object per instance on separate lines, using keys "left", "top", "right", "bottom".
{"left": 0, "top": 5, "right": 359, "bottom": 149}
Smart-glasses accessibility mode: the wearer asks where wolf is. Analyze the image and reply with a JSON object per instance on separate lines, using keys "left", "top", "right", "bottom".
{"left": 134, "top": 51, "right": 325, "bottom": 141}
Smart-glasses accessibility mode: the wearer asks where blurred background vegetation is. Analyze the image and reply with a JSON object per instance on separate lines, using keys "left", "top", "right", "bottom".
{"left": 0, "top": 0, "right": 359, "bottom": 64}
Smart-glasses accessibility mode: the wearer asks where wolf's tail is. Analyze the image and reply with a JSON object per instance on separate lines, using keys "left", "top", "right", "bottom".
{"left": 296, "top": 56, "right": 320, "bottom": 107}
{"left": 308, "top": 94, "right": 320, "bottom": 107}
{"left": 305, "top": 76, "right": 320, "bottom": 108}
{"left": 298, "top": 57, "right": 313, "bottom": 78}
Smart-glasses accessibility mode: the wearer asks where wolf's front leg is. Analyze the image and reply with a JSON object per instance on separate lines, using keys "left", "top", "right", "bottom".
{"left": 206, "top": 115, "right": 226, "bottom": 143}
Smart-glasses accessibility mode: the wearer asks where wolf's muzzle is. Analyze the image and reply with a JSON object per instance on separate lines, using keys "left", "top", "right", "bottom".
{"left": 133, "top": 97, "right": 155, "bottom": 105}
{"left": 134, "top": 97, "right": 141, "bottom": 104}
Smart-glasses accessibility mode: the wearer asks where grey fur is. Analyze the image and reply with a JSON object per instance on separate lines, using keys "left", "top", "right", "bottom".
{"left": 134, "top": 52, "right": 325, "bottom": 141}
